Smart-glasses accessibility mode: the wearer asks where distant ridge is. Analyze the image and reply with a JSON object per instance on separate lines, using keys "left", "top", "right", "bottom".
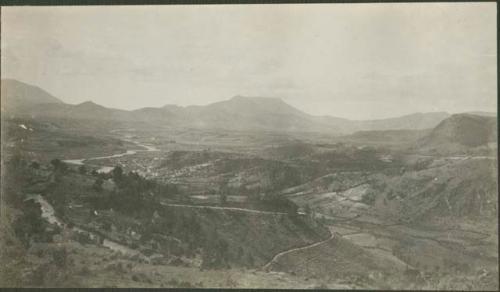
{"left": 464, "top": 111, "right": 496, "bottom": 117}
{"left": 2, "top": 79, "right": 480, "bottom": 134}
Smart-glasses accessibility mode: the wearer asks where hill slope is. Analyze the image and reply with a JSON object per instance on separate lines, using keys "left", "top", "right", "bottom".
{"left": 1, "top": 79, "right": 63, "bottom": 112}
{"left": 356, "top": 112, "right": 450, "bottom": 132}
{"left": 416, "top": 113, "right": 497, "bottom": 155}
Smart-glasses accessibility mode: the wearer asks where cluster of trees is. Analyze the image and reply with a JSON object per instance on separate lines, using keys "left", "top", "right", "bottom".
{"left": 314, "top": 146, "right": 392, "bottom": 171}
{"left": 13, "top": 200, "right": 48, "bottom": 247}
{"left": 267, "top": 162, "right": 304, "bottom": 191}
{"left": 50, "top": 159, "right": 68, "bottom": 173}
{"left": 80, "top": 165, "right": 178, "bottom": 214}
{"left": 200, "top": 231, "right": 257, "bottom": 269}
{"left": 140, "top": 207, "right": 258, "bottom": 270}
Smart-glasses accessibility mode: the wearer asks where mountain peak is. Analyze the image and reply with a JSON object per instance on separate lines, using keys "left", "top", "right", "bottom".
{"left": 230, "top": 95, "right": 285, "bottom": 103}
{"left": 76, "top": 100, "right": 105, "bottom": 109}
{"left": 162, "top": 104, "right": 182, "bottom": 109}
{"left": 77, "top": 100, "right": 98, "bottom": 106}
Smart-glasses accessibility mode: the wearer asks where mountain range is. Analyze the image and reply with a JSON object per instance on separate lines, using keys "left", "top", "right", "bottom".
{"left": 1, "top": 79, "right": 494, "bottom": 135}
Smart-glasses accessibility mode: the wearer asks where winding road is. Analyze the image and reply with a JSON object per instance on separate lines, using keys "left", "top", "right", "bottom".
{"left": 160, "top": 202, "right": 288, "bottom": 215}
{"left": 262, "top": 228, "right": 336, "bottom": 271}
{"left": 58, "top": 136, "right": 325, "bottom": 265}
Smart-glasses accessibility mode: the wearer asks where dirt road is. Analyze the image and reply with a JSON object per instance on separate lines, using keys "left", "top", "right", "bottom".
{"left": 160, "top": 202, "right": 288, "bottom": 215}
{"left": 262, "top": 228, "right": 335, "bottom": 271}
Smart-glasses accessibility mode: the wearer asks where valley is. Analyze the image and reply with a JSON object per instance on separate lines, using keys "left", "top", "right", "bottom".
{"left": 1, "top": 79, "right": 498, "bottom": 290}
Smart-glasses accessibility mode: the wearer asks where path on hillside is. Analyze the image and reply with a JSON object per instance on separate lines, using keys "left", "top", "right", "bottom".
{"left": 412, "top": 154, "right": 496, "bottom": 160}
{"left": 262, "top": 228, "right": 335, "bottom": 271}
{"left": 159, "top": 202, "right": 288, "bottom": 215}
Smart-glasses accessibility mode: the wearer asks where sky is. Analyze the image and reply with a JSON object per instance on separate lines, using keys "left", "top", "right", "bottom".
{"left": 1, "top": 3, "right": 497, "bottom": 120}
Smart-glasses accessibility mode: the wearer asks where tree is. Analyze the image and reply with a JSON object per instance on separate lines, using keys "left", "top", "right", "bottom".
{"left": 13, "top": 200, "right": 44, "bottom": 246}
{"left": 31, "top": 161, "right": 40, "bottom": 169}
{"left": 220, "top": 193, "right": 227, "bottom": 205}
{"left": 304, "top": 204, "right": 312, "bottom": 215}
{"left": 219, "top": 185, "right": 229, "bottom": 205}
{"left": 50, "top": 159, "right": 67, "bottom": 173}
{"left": 51, "top": 158, "right": 61, "bottom": 169}
{"left": 92, "top": 177, "right": 104, "bottom": 192}
{"left": 112, "top": 166, "right": 123, "bottom": 182}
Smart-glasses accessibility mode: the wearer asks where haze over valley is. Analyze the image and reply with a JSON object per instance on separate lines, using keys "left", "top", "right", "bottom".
{"left": 1, "top": 3, "right": 497, "bottom": 290}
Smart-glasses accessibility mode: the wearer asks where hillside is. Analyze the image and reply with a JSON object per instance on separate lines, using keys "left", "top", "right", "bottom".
{"left": 416, "top": 113, "right": 497, "bottom": 155}
{"left": 285, "top": 158, "right": 497, "bottom": 227}
{"left": 356, "top": 112, "right": 450, "bottom": 132}
{"left": 342, "top": 129, "right": 431, "bottom": 146}
{"left": 315, "top": 112, "right": 449, "bottom": 134}
{"left": 369, "top": 158, "right": 498, "bottom": 225}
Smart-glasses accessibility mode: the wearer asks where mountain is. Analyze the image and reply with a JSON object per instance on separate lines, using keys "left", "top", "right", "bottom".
{"left": 9, "top": 100, "right": 131, "bottom": 122}
{"left": 131, "top": 97, "right": 449, "bottom": 133}
{"left": 416, "top": 113, "right": 497, "bottom": 155}
{"left": 1, "top": 79, "right": 455, "bottom": 134}
{"left": 314, "top": 112, "right": 450, "bottom": 134}
{"left": 464, "top": 111, "right": 497, "bottom": 117}
{"left": 1, "top": 79, "right": 63, "bottom": 112}
{"left": 182, "top": 96, "right": 342, "bottom": 132}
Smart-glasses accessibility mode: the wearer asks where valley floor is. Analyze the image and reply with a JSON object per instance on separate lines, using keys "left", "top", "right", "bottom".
{"left": 1, "top": 122, "right": 498, "bottom": 290}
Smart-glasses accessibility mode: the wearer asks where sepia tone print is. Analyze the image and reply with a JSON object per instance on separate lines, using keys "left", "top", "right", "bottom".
{"left": 0, "top": 3, "right": 498, "bottom": 290}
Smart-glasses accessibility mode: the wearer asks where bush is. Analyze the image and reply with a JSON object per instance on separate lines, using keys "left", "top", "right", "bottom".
{"left": 31, "top": 161, "right": 40, "bottom": 169}
{"left": 51, "top": 159, "right": 68, "bottom": 173}
{"left": 13, "top": 200, "right": 45, "bottom": 246}
{"left": 92, "top": 178, "right": 104, "bottom": 192}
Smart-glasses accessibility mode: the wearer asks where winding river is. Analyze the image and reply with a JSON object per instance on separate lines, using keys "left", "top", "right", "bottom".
{"left": 63, "top": 140, "right": 158, "bottom": 173}
{"left": 28, "top": 194, "right": 145, "bottom": 258}
{"left": 29, "top": 139, "right": 159, "bottom": 257}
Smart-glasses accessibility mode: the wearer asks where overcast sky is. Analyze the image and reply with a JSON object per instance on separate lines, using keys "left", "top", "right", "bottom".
{"left": 1, "top": 3, "right": 496, "bottom": 119}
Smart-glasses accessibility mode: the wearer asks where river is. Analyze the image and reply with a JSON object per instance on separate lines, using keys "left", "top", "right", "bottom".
{"left": 63, "top": 140, "right": 158, "bottom": 173}
{"left": 27, "top": 194, "right": 144, "bottom": 257}
{"left": 29, "top": 139, "right": 158, "bottom": 257}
